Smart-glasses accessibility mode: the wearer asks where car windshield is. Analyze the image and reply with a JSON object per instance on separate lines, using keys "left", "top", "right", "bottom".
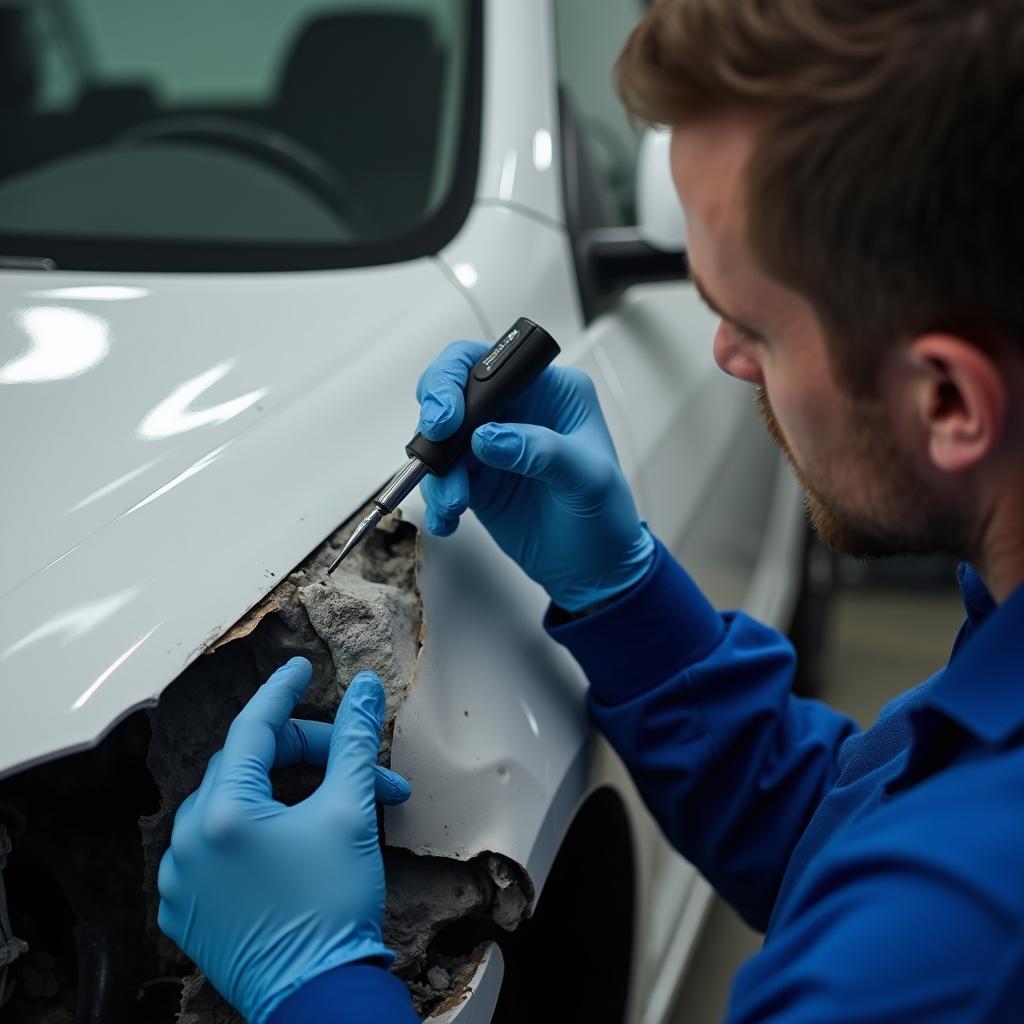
{"left": 0, "top": 0, "right": 477, "bottom": 271}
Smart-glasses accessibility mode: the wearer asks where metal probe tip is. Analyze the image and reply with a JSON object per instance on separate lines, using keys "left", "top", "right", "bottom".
{"left": 326, "top": 456, "right": 428, "bottom": 576}
{"left": 327, "top": 507, "right": 383, "bottom": 574}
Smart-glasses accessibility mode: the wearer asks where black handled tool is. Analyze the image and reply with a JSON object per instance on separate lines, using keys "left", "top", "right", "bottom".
{"left": 327, "top": 317, "right": 561, "bottom": 572}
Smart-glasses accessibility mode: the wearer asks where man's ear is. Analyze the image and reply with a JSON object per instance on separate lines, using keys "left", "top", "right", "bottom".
{"left": 906, "top": 334, "right": 1006, "bottom": 473}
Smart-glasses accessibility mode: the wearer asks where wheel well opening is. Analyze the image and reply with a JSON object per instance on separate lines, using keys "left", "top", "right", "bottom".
{"left": 491, "top": 786, "right": 636, "bottom": 1023}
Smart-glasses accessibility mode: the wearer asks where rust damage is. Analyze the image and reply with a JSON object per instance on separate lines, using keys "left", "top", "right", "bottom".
{"left": 142, "top": 509, "right": 530, "bottom": 1021}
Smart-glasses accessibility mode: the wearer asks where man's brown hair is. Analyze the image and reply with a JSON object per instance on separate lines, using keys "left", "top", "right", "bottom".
{"left": 617, "top": 0, "right": 1024, "bottom": 392}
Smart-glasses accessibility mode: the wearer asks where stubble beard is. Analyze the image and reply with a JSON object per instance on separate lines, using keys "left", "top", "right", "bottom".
{"left": 752, "top": 385, "right": 972, "bottom": 560}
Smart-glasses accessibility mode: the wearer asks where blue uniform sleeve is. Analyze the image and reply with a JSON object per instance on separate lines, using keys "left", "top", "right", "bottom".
{"left": 546, "top": 537, "right": 859, "bottom": 931}
{"left": 266, "top": 963, "right": 419, "bottom": 1024}
{"left": 726, "top": 761, "right": 1024, "bottom": 1023}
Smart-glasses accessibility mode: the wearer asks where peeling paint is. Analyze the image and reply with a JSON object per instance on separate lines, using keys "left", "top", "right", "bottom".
{"left": 144, "top": 509, "right": 529, "bottom": 1021}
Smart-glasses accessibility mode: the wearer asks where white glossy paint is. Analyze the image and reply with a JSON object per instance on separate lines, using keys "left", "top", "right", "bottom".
{"left": 2, "top": 265, "right": 475, "bottom": 599}
{"left": 437, "top": 203, "right": 581, "bottom": 343}
{"left": 0, "top": 263, "right": 486, "bottom": 774}
{"left": 474, "top": 0, "right": 561, "bottom": 223}
{"left": 641, "top": 879, "right": 714, "bottom": 1024}
{"left": 637, "top": 128, "right": 687, "bottom": 253}
{"left": 436, "top": 203, "right": 642, "bottom": 487}
{"left": 387, "top": 507, "right": 589, "bottom": 874}
{"left": 137, "top": 362, "right": 268, "bottom": 439}
{"left": 587, "top": 281, "right": 745, "bottom": 549}
{"left": 25, "top": 285, "right": 149, "bottom": 301}
{"left": 2, "top": 305, "right": 110, "bottom": 383}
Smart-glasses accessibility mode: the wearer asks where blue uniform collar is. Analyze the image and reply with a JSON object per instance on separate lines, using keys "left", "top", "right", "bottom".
{"left": 917, "top": 564, "right": 1024, "bottom": 746}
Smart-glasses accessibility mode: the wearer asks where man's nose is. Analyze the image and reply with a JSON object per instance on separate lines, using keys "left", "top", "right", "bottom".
{"left": 713, "top": 323, "right": 764, "bottom": 385}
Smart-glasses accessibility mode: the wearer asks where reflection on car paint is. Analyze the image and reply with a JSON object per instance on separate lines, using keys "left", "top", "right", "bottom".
{"left": 71, "top": 623, "right": 162, "bottom": 711}
{"left": 1, "top": 306, "right": 110, "bottom": 383}
{"left": 138, "top": 361, "right": 268, "bottom": 439}
{"left": 67, "top": 457, "right": 166, "bottom": 514}
{"left": 1, "top": 588, "right": 140, "bottom": 659}
{"left": 532, "top": 129, "right": 553, "bottom": 171}
{"left": 26, "top": 286, "right": 150, "bottom": 302}
{"left": 120, "top": 443, "right": 231, "bottom": 516}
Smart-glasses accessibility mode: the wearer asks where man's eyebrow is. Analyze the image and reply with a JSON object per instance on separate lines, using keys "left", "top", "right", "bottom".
{"left": 689, "top": 271, "right": 764, "bottom": 338}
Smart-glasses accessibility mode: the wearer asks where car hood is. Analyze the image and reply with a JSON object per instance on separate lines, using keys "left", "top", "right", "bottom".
{"left": 0, "top": 262, "right": 483, "bottom": 776}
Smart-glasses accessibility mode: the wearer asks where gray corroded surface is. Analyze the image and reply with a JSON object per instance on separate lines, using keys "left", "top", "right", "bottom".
{"left": 484, "top": 853, "right": 533, "bottom": 932}
{"left": 179, "top": 971, "right": 243, "bottom": 1024}
{"left": 300, "top": 571, "right": 419, "bottom": 759}
{"left": 384, "top": 849, "right": 495, "bottom": 974}
{"left": 143, "top": 514, "right": 424, "bottom": 1022}
{"left": 141, "top": 511, "right": 533, "bottom": 1022}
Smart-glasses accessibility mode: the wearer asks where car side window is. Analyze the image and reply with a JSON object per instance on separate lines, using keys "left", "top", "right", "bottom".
{"left": 554, "top": 0, "right": 646, "bottom": 230}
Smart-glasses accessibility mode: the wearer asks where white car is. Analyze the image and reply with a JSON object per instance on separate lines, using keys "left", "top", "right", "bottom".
{"left": 0, "top": 1, "right": 809, "bottom": 1021}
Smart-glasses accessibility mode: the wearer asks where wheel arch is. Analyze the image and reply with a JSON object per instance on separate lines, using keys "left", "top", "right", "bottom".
{"left": 490, "top": 785, "right": 637, "bottom": 1022}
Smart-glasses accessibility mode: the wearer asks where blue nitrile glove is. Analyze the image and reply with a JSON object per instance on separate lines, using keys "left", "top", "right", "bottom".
{"left": 416, "top": 340, "right": 655, "bottom": 612}
{"left": 157, "top": 657, "right": 411, "bottom": 1024}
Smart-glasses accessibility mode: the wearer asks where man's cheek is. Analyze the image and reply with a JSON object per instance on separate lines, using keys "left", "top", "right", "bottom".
{"left": 754, "top": 386, "right": 784, "bottom": 444}
{"left": 775, "top": 385, "right": 831, "bottom": 460}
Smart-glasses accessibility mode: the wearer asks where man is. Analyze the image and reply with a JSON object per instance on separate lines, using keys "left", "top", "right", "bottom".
{"left": 156, "top": 1, "right": 1024, "bottom": 1021}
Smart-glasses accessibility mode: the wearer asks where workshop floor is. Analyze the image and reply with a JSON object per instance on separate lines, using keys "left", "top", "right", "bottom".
{"left": 667, "top": 572, "right": 967, "bottom": 1024}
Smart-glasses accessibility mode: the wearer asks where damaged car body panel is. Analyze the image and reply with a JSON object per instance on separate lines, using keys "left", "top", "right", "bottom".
{"left": 387, "top": 510, "right": 593, "bottom": 879}
{"left": 142, "top": 511, "right": 530, "bottom": 1020}
{"left": 0, "top": 263, "right": 484, "bottom": 778}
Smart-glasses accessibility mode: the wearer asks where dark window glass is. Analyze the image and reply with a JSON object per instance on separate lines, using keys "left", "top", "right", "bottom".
{"left": 554, "top": 0, "right": 645, "bottom": 228}
{"left": 0, "top": 0, "right": 479, "bottom": 271}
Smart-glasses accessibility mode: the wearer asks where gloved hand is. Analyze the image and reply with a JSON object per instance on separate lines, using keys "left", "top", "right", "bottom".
{"left": 416, "top": 341, "right": 655, "bottom": 612}
{"left": 157, "top": 657, "right": 411, "bottom": 1024}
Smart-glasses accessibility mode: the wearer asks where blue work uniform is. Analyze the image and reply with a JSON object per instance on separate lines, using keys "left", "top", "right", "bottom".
{"left": 270, "top": 538, "right": 1024, "bottom": 1023}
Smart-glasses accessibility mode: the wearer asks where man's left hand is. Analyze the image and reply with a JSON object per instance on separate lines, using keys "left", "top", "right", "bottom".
{"left": 157, "top": 658, "right": 411, "bottom": 1024}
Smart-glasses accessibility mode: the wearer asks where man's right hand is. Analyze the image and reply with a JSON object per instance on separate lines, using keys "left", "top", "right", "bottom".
{"left": 415, "top": 340, "right": 655, "bottom": 613}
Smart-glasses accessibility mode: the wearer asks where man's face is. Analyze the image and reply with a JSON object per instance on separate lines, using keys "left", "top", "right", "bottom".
{"left": 669, "top": 113, "right": 966, "bottom": 557}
